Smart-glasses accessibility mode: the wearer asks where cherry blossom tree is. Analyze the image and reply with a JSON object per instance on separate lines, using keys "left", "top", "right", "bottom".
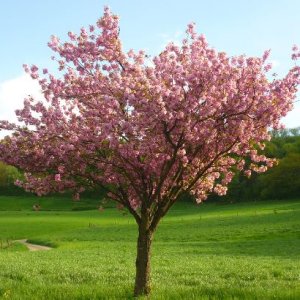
{"left": 1, "top": 8, "right": 300, "bottom": 296}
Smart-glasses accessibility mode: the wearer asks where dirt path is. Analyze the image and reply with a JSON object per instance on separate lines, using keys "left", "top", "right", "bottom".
{"left": 15, "top": 239, "right": 52, "bottom": 251}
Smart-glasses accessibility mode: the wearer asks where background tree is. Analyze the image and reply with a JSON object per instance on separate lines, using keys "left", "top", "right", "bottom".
{"left": 258, "top": 128, "right": 300, "bottom": 199}
{"left": 0, "top": 162, "right": 20, "bottom": 187}
{"left": 259, "top": 153, "right": 300, "bottom": 199}
{"left": 0, "top": 162, "right": 23, "bottom": 196}
{"left": 224, "top": 127, "right": 300, "bottom": 202}
{"left": 1, "top": 8, "right": 300, "bottom": 296}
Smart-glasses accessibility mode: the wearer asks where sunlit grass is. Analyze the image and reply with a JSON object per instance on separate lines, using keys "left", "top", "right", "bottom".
{"left": 0, "top": 198, "right": 299, "bottom": 299}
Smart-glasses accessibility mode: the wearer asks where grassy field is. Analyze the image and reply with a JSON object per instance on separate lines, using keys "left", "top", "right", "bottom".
{"left": 0, "top": 197, "right": 299, "bottom": 299}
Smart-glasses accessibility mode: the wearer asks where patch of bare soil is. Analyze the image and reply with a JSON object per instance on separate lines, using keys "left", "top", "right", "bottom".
{"left": 15, "top": 239, "right": 52, "bottom": 251}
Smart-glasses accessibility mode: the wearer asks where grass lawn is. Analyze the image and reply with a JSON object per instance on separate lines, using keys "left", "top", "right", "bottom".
{"left": 0, "top": 197, "right": 299, "bottom": 299}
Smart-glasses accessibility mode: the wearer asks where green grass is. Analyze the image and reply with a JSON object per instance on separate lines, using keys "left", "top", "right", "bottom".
{"left": 0, "top": 197, "right": 299, "bottom": 299}
{"left": 0, "top": 194, "right": 103, "bottom": 211}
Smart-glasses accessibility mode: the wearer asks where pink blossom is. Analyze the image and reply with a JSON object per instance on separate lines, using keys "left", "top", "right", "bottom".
{"left": 262, "top": 49, "right": 271, "bottom": 62}
{"left": 54, "top": 174, "right": 61, "bottom": 182}
{"left": 58, "top": 165, "right": 65, "bottom": 173}
{"left": 244, "top": 170, "right": 252, "bottom": 178}
{"left": 30, "top": 65, "right": 38, "bottom": 72}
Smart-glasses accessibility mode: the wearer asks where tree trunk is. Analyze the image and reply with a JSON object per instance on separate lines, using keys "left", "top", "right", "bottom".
{"left": 134, "top": 225, "right": 153, "bottom": 296}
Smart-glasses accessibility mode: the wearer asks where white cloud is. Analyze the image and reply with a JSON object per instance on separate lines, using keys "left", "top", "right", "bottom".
{"left": 0, "top": 74, "right": 43, "bottom": 138}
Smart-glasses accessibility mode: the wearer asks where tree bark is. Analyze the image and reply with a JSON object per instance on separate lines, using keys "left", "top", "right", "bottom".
{"left": 134, "top": 225, "right": 153, "bottom": 297}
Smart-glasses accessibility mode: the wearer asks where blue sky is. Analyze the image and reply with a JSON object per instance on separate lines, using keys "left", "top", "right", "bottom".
{"left": 0, "top": 0, "right": 299, "bottom": 128}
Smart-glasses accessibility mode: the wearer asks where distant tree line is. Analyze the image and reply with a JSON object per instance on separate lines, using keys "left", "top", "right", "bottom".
{"left": 0, "top": 162, "right": 25, "bottom": 195}
{"left": 1, "top": 127, "right": 300, "bottom": 201}
{"left": 222, "top": 127, "right": 300, "bottom": 201}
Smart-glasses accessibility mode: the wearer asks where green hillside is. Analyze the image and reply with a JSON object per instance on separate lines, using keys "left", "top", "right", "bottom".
{"left": 0, "top": 198, "right": 299, "bottom": 299}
